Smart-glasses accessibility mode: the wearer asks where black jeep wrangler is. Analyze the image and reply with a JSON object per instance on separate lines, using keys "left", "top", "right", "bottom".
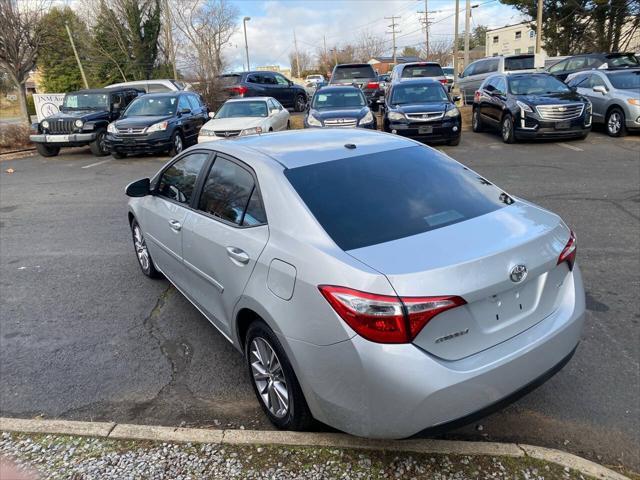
{"left": 30, "top": 87, "right": 141, "bottom": 157}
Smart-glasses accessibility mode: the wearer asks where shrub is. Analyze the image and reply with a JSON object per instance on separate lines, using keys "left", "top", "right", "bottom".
{"left": 0, "top": 123, "right": 32, "bottom": 152}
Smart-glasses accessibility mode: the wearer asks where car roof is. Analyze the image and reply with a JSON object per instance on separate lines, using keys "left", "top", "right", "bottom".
{"left": 74, "top": 88, "right": 128, "bottom": 94}
{"left": 225, "top": 97, "right": 271, "bottom": 102}
{"left": 197, "top": 129, "right": 418, "bottom": 169}
{"left": 135, "top": 92, "right": 183, "bottom": 98}
{"left": 400, "top": 61, "right": 441, "bottom": 66}
{"left": 395, "top": 77, "right": 442, "bottom": 84}
{"left": 316, "top": 85, "right": 362, "bottom": 93}
{"left": 334, "top": 63, "right": 372, "bottom": 68}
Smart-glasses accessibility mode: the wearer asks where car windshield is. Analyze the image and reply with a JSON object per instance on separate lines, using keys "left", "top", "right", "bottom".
{"left": 313, "top": 90, "right": 366, "bottom": 109}
{"left": 442, "top": 67, "right": 454, "bottom": 75}
{"left": 606, "top": 70, "right": 640, "bottom": 90}
{"left": 215, "top": 101, "right": 268, "bottom": 118}
{"left": 62, "top": 93, "right": 109, "bottom": 110}
{"left": 401, "top": 64, "right": 444, "bottom": 78}
{"left": 123, "top": 96, "right": 177, "bottom": 117}
{"left": 606, "top": 54, "right": 639, "bottom": 67}
{"left": 508, "top": 75, "right": 570, "bottom": 95}
{"left": 504, "top": 55, "right": 535, "bottom": 71}
{"left": 390, "top": 83, "right": 448, "bottom": 104}
{"left": 284, "top": 146, "right": 510, "bottom": 251}
{"left": 333, "top": 66, "right": 375, "bottom": 80}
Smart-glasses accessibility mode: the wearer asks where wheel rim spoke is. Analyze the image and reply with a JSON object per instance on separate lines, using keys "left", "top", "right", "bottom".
{"left": 249, "top": 337, "right": 289, "bottom": 419}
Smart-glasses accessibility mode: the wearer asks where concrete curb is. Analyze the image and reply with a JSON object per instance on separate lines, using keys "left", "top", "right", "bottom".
{"left": 0, "top": 417, "right": 629, "bottom": 480}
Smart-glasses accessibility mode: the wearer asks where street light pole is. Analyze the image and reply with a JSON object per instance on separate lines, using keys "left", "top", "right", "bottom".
{"left": 243, "top": 17, "right": 251, "bottom": 71}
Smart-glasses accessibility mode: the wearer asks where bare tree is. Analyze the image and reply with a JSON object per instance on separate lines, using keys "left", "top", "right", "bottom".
{"left": 355, "top": 31, "right": 386, "bottom": 62}
{"left": 0, "top": 0, "right": 49, "bottom": 123}
{"left": 422, "top": 39, "right": 453, "bottom": 65}
{"left": 288, "top": 50, "right": 312, "bottom": 78}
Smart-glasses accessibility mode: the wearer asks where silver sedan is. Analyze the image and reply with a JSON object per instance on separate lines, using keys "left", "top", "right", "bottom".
{"left": 125, "top": 129, "right": 585, "bottom": 438}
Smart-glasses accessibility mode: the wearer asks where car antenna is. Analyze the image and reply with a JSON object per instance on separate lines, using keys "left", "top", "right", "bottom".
{"left": 344, "top": 143, "right": 356, "bottom": 149}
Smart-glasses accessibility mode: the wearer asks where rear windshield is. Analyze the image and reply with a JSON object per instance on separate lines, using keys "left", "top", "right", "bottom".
{"left": 284, "top": 147, "right": 511, "bottom": 251}
{"left": 332, "top": 66, "right": 376, "bottom": 81}
{"left": 606, "top": 54, "right": 639, "bottom": 67}
{"left": 504, "top": 55, "right": 535, "bottom": 71}
{"left": 606, "top": 70, "right": 640, "bottom": 90}
{"left": 220, "top": 75, "right": 241, "bottom": 86}
{"left": 401, "top": 64, "right": 444, "bottom": 78}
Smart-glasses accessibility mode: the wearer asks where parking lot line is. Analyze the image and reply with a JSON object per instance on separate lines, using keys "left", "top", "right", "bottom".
{"left": 556, "top": 142, "right": 584, "bottom": 152}
{"left": 81, "top": 159, "right": 112, "bottom": 169}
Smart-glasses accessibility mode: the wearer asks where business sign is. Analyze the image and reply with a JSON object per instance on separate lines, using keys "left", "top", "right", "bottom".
{"left": 33, "top": 94, "right": 65, "bottom": 122}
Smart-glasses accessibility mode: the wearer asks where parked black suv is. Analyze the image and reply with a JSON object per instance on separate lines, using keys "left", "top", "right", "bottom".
{"left": 472, "top": 73, "right": 592, "bottom": 143}
{"left": 329, "top": 63, "right": 383, "bottom": 111}
{"left": 219, "top": 71, "right": 308, "bottom": 112}
{"left": 383, "top": 78, "right": 461, "bottom": 145}
{"left": 105, "top": 92, "right": 209, "bottom": 158}
{"left": 547, "top": 53, "right": 639, "bottom": 82}
{"left": 30, "top": 87, "right": 140, "bottom": 157}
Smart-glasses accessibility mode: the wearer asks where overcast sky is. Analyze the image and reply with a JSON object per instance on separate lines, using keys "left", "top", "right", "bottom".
{"left": 225, "top": 0, "right": 525, "bottom": 70}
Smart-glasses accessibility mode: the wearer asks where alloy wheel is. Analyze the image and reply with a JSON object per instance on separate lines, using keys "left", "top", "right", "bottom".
{"left": 133, "top": 224, "right": 150, "bottom": 271}
{"left": 250, "top": 337, "right": 289, "bottom": 418}
{"left": 174, "top": 135, "right": 183, "bottom": 154}
{"left": 296, "top": 96, "right": 306, "bottom": 112}
{"left": 608, "top": 112, "right": 621, "bottom": 135}
{"left": 472, "top": 110, "right": 478, "bottom": 129}
{"left": 502, "top": 117, "right": 511, "bottom": 141}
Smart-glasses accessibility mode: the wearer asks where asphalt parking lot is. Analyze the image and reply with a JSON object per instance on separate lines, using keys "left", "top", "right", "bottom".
{"left": 1, "top": 128, "right": 638, "bottom": 471}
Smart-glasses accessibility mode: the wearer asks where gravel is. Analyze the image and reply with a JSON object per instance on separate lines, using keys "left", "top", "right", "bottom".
{"left": 0, "top": 431, "right": 595, "bottom": 480}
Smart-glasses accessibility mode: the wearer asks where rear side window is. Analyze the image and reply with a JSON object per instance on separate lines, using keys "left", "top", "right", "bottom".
{"left": 220, "top": 75, "right": 241, "bottom": 86}
{"left": 198, "top": 157, "right": 266, "bottom": 226}
{"left": 157, "top": 152, "right": 208, "bottom": 205}
{"left": 606, "top": 54, "right": 639, "bottom": 67}
{"left": 401, "top": 64, "right": 444, "bottom": 78}
{"left": 148, "top": 83, "right": 171, "bottom": 93}
{"left": 504, "top": 55, "right": 535, "bottom": 71}
{"left": 285, "top": 147, "right": 511, "bottom": 251}
{"left": 332, "top": 66, "right": 376, "bottom": 81}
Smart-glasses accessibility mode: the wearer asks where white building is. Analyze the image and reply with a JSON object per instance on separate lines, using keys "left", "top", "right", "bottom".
{"left": 486, "top": 22, "right": 547, "bottom": 57}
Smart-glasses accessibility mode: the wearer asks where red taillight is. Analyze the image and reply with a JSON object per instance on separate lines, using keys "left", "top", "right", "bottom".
{"left": 557, "top": 230, "right": 577, "bottom": 269}
{"left": 230, "top": 85, "right": 248, "bottom": 96}
{"left": 318, "top": 285, "right": 466, "bottom": 344}
{"left": 366, "top": 81, "right": 380, "bottom": 89}
{"left": 439, "top": 79, "right": 448, "bottom": 85}
{"left": 474, "top": 90, "right": 481, "bottom": 102}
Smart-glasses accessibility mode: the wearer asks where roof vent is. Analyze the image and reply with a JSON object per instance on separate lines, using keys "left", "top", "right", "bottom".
{"left": 344, "top": 143, "right": 357, "bottom": 149}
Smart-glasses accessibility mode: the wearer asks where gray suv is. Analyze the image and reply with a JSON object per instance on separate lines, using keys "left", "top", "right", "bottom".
{"left": 390, "top": 62, "right": 449, "bottom": 91}
{"left": 329, "top": 63, "right": 383, "bottom": 110}
{"left": 566, "top": 69, "right": 640, "bottom": 137}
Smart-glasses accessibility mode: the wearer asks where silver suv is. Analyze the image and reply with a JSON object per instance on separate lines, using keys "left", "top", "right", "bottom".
{"left": 566, "top": 68, "right": 640, "bottom": 137}
{"left": 390, "top": 62, "right": 449, "bottom": 91}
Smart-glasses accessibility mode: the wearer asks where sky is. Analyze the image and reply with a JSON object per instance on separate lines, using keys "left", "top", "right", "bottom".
{"left": 225, "top": 0, "right": 525, "bottom": 71}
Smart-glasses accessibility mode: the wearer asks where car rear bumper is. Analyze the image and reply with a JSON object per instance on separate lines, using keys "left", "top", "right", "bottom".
{"left": 284, "top": 264, "right": 585, "bottom": 439}
{"left": 30, "top": 132, "right": 97, "bottom": 146}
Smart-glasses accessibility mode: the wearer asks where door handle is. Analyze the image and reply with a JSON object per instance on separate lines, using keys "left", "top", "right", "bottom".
{"left": 226, "top": 246, "right": 250, "bottom": 264}
{"left": 169, "top": 219, "right": 182, "bottom": 231}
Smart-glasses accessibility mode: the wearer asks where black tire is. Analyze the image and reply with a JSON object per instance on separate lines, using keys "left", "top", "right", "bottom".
{"left": 130, "top": 218, "right": 160, "bottom": 278}
{"left": 501, "top": 114, "right": 515, "bottom": 144}
{"left": 294, "top": 94, "right": 307, "bottom": 113}
{"left": 112, "top": 151, "right": 127, "bottom": 159}
{"left": 168, "top": 131, "right": 184, "bottom": 156}
{"left": 245, "top": 320, "right": 314, "bottom": 431}
{"left": 89, "top": 129, "right": 109, "bottom": 156}
{"left": 448, "top": 135, "right": 461, "bottom": 146}
{"left": 605, "top": 107, "right": 627, "bottom": 137}
{"left": 471, "top": 107, "right": 483, "bottom": 132}
{"left": 286, "top": 120, "right": 290, "bottom": 130}
{"left": 35, "top": 143, "right": 60, "bottom": 157}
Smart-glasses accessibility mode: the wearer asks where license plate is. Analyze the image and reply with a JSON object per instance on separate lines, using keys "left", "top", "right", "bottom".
{"left": 46, "top": 134, "right": 69, "bottom": 142}
{"left": 555, "top": 120, "right": 570, "bottom": 130}
{"left": 124, "top": 138, "right": 135, "bottom": 144}
{"left": 418, "top": 126, "right": 433, "bottom": 134}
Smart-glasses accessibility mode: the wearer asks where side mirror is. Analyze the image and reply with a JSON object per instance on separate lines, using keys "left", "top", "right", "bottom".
{"left": 125, "top": 178, "right": 150, "bottom": 197}
{"left": 453, "top": 95, "right": 461, "bottom": 102}
{"left": 208, "top": 111, "right": 216, "bottom": 119}
{"left": 179, "top": 108, "right": 191, "bottom": 115}
{"left": 593, "top": 85, "right": 607, "bottom": 95}
{"left": 288, "top": 80, "right": 293, "bottom": 86}
{"left": 269, "top": 109, "right": 278, "bottom": 116}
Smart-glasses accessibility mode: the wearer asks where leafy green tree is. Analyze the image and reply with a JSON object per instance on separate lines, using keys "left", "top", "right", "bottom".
{"left": 456, "top": 25, "right": 489, "bottom": 51}
{"left": 38, "top": 7, "right": 91, "bottom": 92}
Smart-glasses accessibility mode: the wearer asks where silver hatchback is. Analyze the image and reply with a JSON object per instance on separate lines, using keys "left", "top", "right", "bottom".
{"left": 126, "top": 129, "right": 585, "bottom": 438}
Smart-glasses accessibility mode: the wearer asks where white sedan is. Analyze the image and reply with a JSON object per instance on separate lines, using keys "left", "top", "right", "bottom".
{"left": 198, "top": 97, "right": 290, "bottom": 142}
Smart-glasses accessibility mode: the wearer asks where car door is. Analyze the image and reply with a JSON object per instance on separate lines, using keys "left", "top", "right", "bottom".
{"left": 547, "top": 58, "right": 569, "bottom": 80}
{"left": 484, "top": 76, "right": 507, "bottom": 124}
{"left": 181, "top": 154, "right": 269, "bottom": 336}
{"left": 273, "top": 73, "right": 295, "bottom": 107}
{"left": 268, "top": 98, "right": 287, "bottom": 130}
{"left": 458, "top": 61, "right": 477, "bottom": 104}
{"left": 245, "top": 73, "right": 269, "bottom": 97}
{"left": 142, "top": 151, "right": 210, "bottom": 286}
{"left": 187, "top": 94, "right": 207, "bottom": 132}
{"left": 177, "top": 95, "right": 197, "bottom": 143}
{"left": 585, "top": 74, "right": 609, "bottom": 123}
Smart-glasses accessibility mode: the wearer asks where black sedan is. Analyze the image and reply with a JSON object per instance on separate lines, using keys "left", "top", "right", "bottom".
{"left": 472, "top": 73, "right": 592, "bottom": 143}
{"left": 382, "top": 78, "right": 461, "bottom": 145}
{"left": 106, "top": 92, "right": 209, "bottom": 158}
{"left": 304, "top": 86, "right": 376, "bottom": 129}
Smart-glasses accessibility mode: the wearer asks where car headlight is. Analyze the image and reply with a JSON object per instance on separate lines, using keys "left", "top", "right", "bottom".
{"left": 585, "top": 100, "right": 592, "bottom": 112}
{"left": 107, "top": 123, "right": 118, "bottom": 134}
{"left": 516, "top": 100, "right": 533, "bottom": 113}
{"left": 199, "top": 129, "right": 215, "bottom": 136}
{"left": 307, "top": 114, "right": 322, "bottom": 127}
{"left": 74, "top": 119, "right": 84, "bottom": 129}
{"left": 628, "top": 98, "right": 640, "bottom": 106}
{"left": 239, "top": 126, "right": 262, "bottom": 136}
{"left": 359, "top": 110, "right": 374, "bottom": 125}
{"left": 445, "top": 107, "right": 460, "bottom": 118}
{"left": 388, "top": 111, "right": 406, "bottom": 121}
{"left": 41, "top": 120, "right": 49, "bottom": 129}
{"left": 147, "top": 121, "right": 168, "bottom": 133}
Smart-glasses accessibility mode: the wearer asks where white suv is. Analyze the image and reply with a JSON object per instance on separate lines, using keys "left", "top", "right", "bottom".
{"left": 106, "top": 79, "right": 191, "bottom": 93}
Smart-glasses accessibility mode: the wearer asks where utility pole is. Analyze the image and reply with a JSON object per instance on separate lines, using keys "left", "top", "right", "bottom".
{"left": 163, "top": 0, "right": 177, "bottom": 79}
{"left": 65, "top": 22, "right": 89, "bottom": 89}
{"left": 243, "top": 17, "right": 251, "bottom": 71}
{"left": 331, "top": 48, "right": 338, "bottom": 67}
{"left": 385, "top": 16, "right": 401, "bottom": 65}
{"left": 323, "top": 35, "right": 327, "bottom": 61}
{"left": 453, "top": 0, "right": 459, "bottom": 82}
{"left": 293, "top": 29, "right": 301, "bottom": 78}
{"left": 535, "top": 0, "right": 543, "bottom": 54}
{"left": 418, "top": 0, "right": 430, "bottom": 59}
{"left": 463, "top": 0, "right": 471, "bottom": 69}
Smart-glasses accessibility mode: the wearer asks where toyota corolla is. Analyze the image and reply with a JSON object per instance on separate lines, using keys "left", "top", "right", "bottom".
{"left": 125, "top": 129, "right": 585, "bottom": 438}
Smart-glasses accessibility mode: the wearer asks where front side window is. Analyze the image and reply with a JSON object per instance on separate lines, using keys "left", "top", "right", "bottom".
{"left": 216, "top": 101, "right": 268, "bottom": 118}
{"left": 495, "top": 77, "right": 507, "bottom": 93}
{"left": 313, "top": 90, "right": 366, "bottom": 108}
{"left": 198, "top": 157, "right": 265, "bottom": 226}
{"left": 566, "top": 74, "right": 588, "bottom": 88}
{"left": 565, "top": 57, "right": 586, "bottom": 71}
{"left": 390, "top": 83, "right": 448, "bottom": 104}
{"left": 124, "top": 96, "right": 178, "bottom": 117}
{"left": 508, "top": 75, "right": 570, "bottom": 95}
{"left": 187, "top": 95, "right": 201, "bottom": 111}
{"left": 275, "top": 74, "right": 290, "bottom": 86}
{"left": 178, "top": 95, "right": 191, "bottom": 112}
{"left": 548, "top": 59, "right": 567, "bottom": 73}
{"left": 284, "top": 147, "right": 511, "bottom": 251}
{"left": 587, "top": 74, "right": 606, "bottom": 88}
{"left": 606, "top": 70, "right": 640, "bottom": 90}
{"left": 157, "top": 152, "right": 208, "bottom": 205}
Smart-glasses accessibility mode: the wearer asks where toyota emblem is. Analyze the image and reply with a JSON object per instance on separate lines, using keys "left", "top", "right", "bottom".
{"left": 510, "top": 265, "right": 528, "bottom": 283}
